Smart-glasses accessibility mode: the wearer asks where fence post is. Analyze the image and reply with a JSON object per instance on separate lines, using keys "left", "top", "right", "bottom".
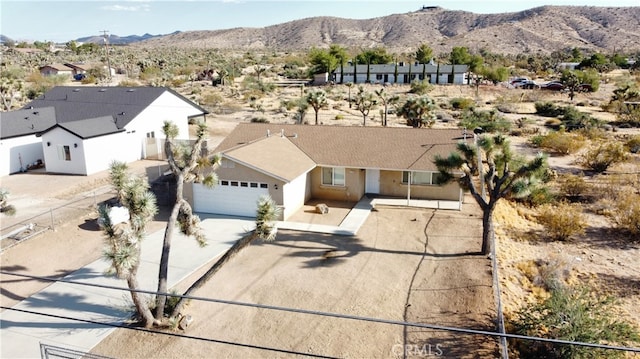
{"left": 50, "top": 209, "right": 55, "bottom": 231}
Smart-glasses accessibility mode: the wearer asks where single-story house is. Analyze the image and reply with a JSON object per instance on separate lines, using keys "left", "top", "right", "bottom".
{"left": 39, "top": 63, "right": 75, "bottom": 77}
{"left": 185, "top": 123, "right": 470, "bottom": 219}
{"left": 333, "top": 63, "right": 469, "bottom": 85}
{"left": 1, "top": 86, "right": 208, "bottom": 176}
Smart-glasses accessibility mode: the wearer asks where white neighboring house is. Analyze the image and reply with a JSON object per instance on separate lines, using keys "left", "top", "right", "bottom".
{"left": 1, "top": 86, "right": 208, "bottom": 176}
{"left": 333, "top": 63, "right": 469, "bottom": 85}
{"left": 0, "top": 107, "right": 56, "bottom": 175}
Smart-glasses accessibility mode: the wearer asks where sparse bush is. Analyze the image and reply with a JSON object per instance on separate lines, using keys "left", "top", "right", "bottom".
{"left": 408, "top": 80, "right": 432, "bottom": 95}
{"left": 558, "top": 172, "right": 588, "bottom": 200}
{"left": 511, "top": 285, "right": 640, "bottom": 359}
{"left": 519, "top": 186, "right": 557, "bottom": 207}
{"left": 543, "top": 118, "right": 563, "bottom": 129}
{"left": 118, "top": 79, "right": 139, "bottom": 87}
{"left": 625, "top": 135, "right": 640, "bottom": 153}
{"left": 0, "top": 188, "right": 16, "bottom": 216}
{"left": 579, "top": 142, "right": 628, "bottom": 172}
{"left": 561, "top": 106, "right": 600, "bottom": 130}
{"left": 537, "top": 201, "right": 586, "bottom": 241}
{"left": 449, "top": 97, "right": 474, "bottom": 110}
{"left": 334, "top": 114, "right": 344, "bottom": 120}
{"left": 607, "top": 194, "right": 640, "bottom": 236}
{"left": 532, "top": 130, "right": 585, "bottom": 155}
{"left": 250, "top": 117, "right": 269, "bottom": 123}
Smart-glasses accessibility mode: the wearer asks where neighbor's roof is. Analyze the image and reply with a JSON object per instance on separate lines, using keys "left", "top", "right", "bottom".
{"left": 39, "top": 63, "right": 74, "bottom": 71}
{"left": 18, "top": 86, "right": 208, "bottom": 139}
{"left": 0, "top": 107, "right": 57, "bottom": 140}
{"left": 215, "top": 123, "right": 471, "bottom": 179}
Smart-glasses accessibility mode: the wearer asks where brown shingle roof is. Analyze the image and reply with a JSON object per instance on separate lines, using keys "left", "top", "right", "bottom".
{"left": 215, "top": 123, "right": 471, "bottom": 174}
{"left": 225, "top": 135, "right": 315, "bottom": 181}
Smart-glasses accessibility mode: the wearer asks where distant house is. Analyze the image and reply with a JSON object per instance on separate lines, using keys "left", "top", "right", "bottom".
{"left": 333, "top": 63, "right": 469, "bottom": 85}
{"left": 39, "top": 63, "right": 75, "bottom": 77}
{"left": 1, "top": 86, "right": 208, "bottom": 176}
{"left": 556, "top": 62, "right": 581, "bottom": 71}
{"left": 185, "top": 123, "right": 469, "bottom": 219}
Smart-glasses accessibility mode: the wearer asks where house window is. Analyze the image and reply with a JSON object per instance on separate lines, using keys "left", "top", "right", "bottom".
{"left": 259, "top": 183, "right": 268, "bottom": 189}
{"left": 322, "top": 167, "right": 345, "bottom": 186}
{"left": 220, "top": 180, "right": 229, "bottom": 186}
{"left": 146, "top": 131, "right": 155, "bottom": 138}
{"left": 57, "top": 145, "right": 71, "bottom": 161}
{"left": 402, "top": 171, "right": 443, "bottom": 185}
{"left": 240, "top": 182, "right": 248, "bottom": 187}
{"left": 376, "top": 74, "right": 383, "bottom": 80}
{"left": 250, "top": 182, "right": 258, "bottom": 188}
{"left": 230, "top": 181, "right": 238, "bottom": 187}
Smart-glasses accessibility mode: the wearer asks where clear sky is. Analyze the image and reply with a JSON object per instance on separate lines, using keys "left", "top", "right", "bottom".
{"left": 2, "top": 0, "right": 639, "bottom": 43}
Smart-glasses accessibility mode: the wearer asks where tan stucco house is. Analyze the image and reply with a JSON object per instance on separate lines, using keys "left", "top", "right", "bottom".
{"left": 186, "top": 123, "right": 470, "bottom": 219}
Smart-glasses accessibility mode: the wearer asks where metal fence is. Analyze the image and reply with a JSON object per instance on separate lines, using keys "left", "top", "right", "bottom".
{"left": 40, "top": 342, "right": 113, "bottom": 359}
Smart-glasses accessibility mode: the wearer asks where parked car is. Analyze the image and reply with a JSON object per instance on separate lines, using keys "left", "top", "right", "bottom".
{"left": 542, "top": 81, "right": 565, "bottom": 91}
{"left": 510, "top": 77, "right": 530, "bottom": 86}
{"left": 74, "top": 73, "right": 86, "bottom": 81}
{"left": 514, "top": 80, "right": 540, "bottom": 89}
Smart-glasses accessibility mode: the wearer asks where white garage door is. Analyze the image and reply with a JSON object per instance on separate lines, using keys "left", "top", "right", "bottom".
{"left": 193, "top": 180, "right": 269, "bottom": 217}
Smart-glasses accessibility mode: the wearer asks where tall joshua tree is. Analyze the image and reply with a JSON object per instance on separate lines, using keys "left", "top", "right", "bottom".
{"left": 354, "top": 86, "right": 377, "bottom": 126}
{"left": 305, "top": 89, "right": 328, "bottom": 125}
{"left": 374, "top": 88, "right": 399, "bottom": 127}
{"left": 155, "top": 121, "right": 220, "bottom": 321}
{"left": 98, "top": 162, "right": 158, "bottom": 328}
{"left": 435, "top": 135, "right": 547, "bottom": 255}
{"left": 170, "top": 195, "right": 281, "bottom": 318}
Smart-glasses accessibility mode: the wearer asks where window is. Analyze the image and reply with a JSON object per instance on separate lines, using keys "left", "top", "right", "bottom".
{"left": 220, "top": 180, "right": 229, "bottom": 186}
{"left": 230, "top": 181, "right": 238, "bottom": 187}
{"left": 240, "top": 182, "right": 248, "bottom": 187}
{"left": 322, "top": 167, "right": 345, "bottom": 186}
{"left": 57, "top": 145, "right": 71, "bottom": 161}
{"left": 250, "top": 182, "right": 258, "bottom": 188}
{"left": 376, "top": 74, "right": 383, "bottom": 80}
{"left": 146, "top": 131, "right": 155, "bottom": 138}
{"left": 402, "top": 171, "right": 442, "bottom": 185}
{"left": 259, "top": 183, "right": 268, "bottom": 189}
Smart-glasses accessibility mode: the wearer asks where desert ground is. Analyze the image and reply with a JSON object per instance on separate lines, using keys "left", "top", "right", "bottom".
{"left": 2, "top": 73, "right": 639, "bottom": 357}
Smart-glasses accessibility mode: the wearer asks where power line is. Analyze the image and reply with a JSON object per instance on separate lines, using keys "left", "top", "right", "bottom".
{"left": 2, "top": 271, "right": 640, "bottom": 354}
{"left": 0, "top": 306, "right": 337, "bottom": 359}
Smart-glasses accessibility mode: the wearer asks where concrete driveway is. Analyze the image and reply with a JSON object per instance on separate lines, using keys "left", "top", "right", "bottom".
{"left": 0, "top": 214, "right": 255, "bottom": 359}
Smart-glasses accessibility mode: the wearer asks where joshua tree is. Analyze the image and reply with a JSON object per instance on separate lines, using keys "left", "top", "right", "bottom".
{"left": 345, "top": 82, "right": 354, "bottom": 108}
{"left": 397, "top": 95, "right": 437, "bottom": 128}
{"left": 435, "top": 135, "right": 547, "bottom": 255}
{"left": 374, "top": 88, "right": 399, "bottom": 127}
{"left": 170, "top": 195, "right": 281, "bottom": 318}
{"left": 305, "top": 89, "right": 328, "bottom": 125}
{"left": 354, "top": 86, "right": 377, "bottom": 126}
{"left": 98, "top": 162, "right": 158, "bottom": 328}
{"left": 155, "top": 121, "right": 220, "bottom": 321}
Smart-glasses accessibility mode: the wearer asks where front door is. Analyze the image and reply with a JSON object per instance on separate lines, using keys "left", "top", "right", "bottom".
{"left": 365, "top": 169, "right": 380, "bottom": 194}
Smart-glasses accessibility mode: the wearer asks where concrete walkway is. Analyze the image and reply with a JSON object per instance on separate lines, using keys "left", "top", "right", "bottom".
{"left": 276, "top": 196, "right": 374, "bottom": 236}
{"left": 0, "top": 215, "right": 255, "bottom": 359}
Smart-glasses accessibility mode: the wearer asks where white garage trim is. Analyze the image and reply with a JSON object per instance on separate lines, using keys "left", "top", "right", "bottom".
{"left": 193, "top": 180, "right": 269, "bottom": 217}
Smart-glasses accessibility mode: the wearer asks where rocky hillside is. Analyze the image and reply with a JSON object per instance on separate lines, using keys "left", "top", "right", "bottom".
{"left": 135, "top": 6, "right": 640, "bottom": 54}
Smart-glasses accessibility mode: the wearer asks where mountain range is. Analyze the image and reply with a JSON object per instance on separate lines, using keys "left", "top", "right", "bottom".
{"left": 2, "top": 6, "right": 639, "bottom": 55}
{"left": 133, "top": 6, "right": 640, "bottom": 55}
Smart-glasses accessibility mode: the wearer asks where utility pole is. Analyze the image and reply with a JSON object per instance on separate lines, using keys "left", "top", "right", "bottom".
{"left": 100, "top": 30, "right": 112, "bottom": 82}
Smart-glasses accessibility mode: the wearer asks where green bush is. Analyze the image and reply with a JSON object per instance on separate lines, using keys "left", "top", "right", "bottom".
{"left": 408, "top": 80, "right": 432, "bottom": 95}
{"left": 449, "top": 97, "right": 475, "bottom": 110}
{"left": 535, "top": 102, "right": 564, "bottom": 117}
{"left": 537, "top": 201, "right": 586, "bottom": 241}
{"left": 511, "top": 285, "right": 640, "bottom": 359}
{"left": 607, "top": 194, "right": 640, "bottom": 236}
{"left": 561, "top": 106, "right": 600, "bottom": 130}
{"left": 459, "top": 109, "right": 511, "bottom": 133}
{"left": 334, "top": 114, "right": 345, "bottom": 120}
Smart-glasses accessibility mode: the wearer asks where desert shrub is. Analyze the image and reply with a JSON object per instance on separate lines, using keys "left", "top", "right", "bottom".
{"left": 250, "top": 117, "right": 269, "bottom": 123}
{"left": 118, "top": 79, "right": 139, "bottom": 87}
{"left": 515, "top": 117, "right": 534, "bottom": 129}
{"left": 334, "top": 114, "right": 344, "bottom": 120}
{"left": 201, "top": 93, "right": 224, "bottom": 107}
{"left": 532, "top": 130, "right": 585, "bottom": 155}
{"left": 449, "top": 97, "right": 474, "bottom": 110}
{"left": 0, "top": 188, "right": 17, "bottom": 216}
{"left": 579, "top": 142, "right": 628, "bottom": 172}
{"left": 558, "top": 172, "right": 588, "bottom": 200}
{"left": 408, "top": 80, "right": 432, "bottom": 95}
{"left": 537, "top": 201, "right": 586, "bottom": 241}
{"left": 606, "top": 194, "right": 640, "bottom": 236}
{"left": 510, "top": 285, "right": 640, "bottom": 359}
{"left": 535, "top": 101, "right": 564, "bottom": 117}
{"left": 519, "top": 186, "right": 557, "bottom": 207}
{"left": 170, "top": 78, "right": 186, "bottom": 87}
{"left": 561, "top": 106, "right": 600, "bottom": 130}
{"left": 625, "top": 135, "right": 640, "bottom": 153}
{"left": 459, "top": 109, "right": 511, "bottom": 133}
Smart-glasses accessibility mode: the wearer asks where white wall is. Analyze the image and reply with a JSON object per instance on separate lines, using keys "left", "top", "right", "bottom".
{"left": 282, "top": 172, "right": 309, "bottom": 220}
{"left": 0, "top": 135, "right": 44, "bottom": 176}
{"left": 126, "top": 91, "right": 198, "bottom": 157}
{"left": 82, "top": 131, "right": 140, "bottom": 175}
{"left": 41, "top": 127, "right": 87, "bottom": 175}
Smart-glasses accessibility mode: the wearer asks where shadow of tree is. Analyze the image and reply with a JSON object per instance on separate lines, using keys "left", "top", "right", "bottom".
{"left": 593, "top": 273, "right": 640, "bottom": 298}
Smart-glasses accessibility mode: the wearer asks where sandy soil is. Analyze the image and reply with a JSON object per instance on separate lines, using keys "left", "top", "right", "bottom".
{"left": 91, "top": 200, "right": 497, "bottom": 358}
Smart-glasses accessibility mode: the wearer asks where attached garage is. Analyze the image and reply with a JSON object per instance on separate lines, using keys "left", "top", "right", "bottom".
{"left": 193, "top": 180, "right": 269, "bottom": 217}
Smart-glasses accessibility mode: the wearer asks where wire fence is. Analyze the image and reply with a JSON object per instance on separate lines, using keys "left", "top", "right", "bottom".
{"left": 0, "top": 188, "right": 116, "bottom": 251}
